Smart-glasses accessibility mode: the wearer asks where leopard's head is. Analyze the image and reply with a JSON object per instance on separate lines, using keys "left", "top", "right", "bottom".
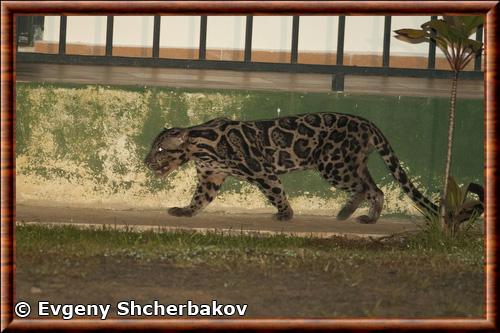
{"left": 144, "top": 128, "right": 190, "bottom": 177}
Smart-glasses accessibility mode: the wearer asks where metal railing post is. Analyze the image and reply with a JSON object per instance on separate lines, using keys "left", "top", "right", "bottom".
{"left": 427, "top": 16, "right": 437, "bottom": 69}
{"left": 244, "top": 16, "right": 253, "bottom": 63}
{"left": 332, "top": 15, "right": 346, "bottom": 91}
{"left": 199, "top": 16, "right": 207, "bottom": 60}
{"left": 106, "top": 16, "right": 114, "bottom": 57}
{"left": 152, "top": 16, "right": 161, "bottom": 58}
{"left": 382, "top": 16, "right": 391, "bottom": 67}
{"left": 58, "top": 15, "right": 67, "bottom": 55}
{"left": 474, "top": 24, "right": 483, "bottom": 71}
{"left": 291, "top": 16, "right": 300, "bottom": 64}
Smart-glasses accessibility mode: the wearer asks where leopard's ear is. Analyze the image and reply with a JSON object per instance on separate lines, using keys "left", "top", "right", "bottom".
{"left": 171, "top": 129, "right": 189, "bottom": 147}
{"left": 179, "top": 129, "right": 189, "bottom": 144}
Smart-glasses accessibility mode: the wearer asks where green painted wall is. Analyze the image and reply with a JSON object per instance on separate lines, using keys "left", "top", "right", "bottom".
{"left": 15, "top": 83, "right": 484, "bottom": 216}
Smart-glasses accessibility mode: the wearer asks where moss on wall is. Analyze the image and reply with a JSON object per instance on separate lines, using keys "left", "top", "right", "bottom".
{"left": 15, "top": 83, "right": 484, "bottom": 216}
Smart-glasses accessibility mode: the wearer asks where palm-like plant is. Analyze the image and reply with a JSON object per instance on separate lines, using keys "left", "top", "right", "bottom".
{"left": 415, "top": 176, "right": 484, "bottom": 237}
{"left": 394, "top": 16, "right": 484, "bottom": 230}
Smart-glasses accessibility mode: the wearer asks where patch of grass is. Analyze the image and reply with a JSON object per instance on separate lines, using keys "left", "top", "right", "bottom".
{"left": 407, "top": 217, "right": 483, "bottom": 250}
{"left": 408, "top": 176, "right": 485, "bottom": 255}
{"left": 16, "top": 223, "right": 484, "bottom": 271}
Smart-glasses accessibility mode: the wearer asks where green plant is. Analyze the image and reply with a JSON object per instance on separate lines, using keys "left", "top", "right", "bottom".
{"left": 415, "top": 176, "right": 483, "bottom": 238}
{"left": 394, "top": 16, "right": 484, "bottom": 226}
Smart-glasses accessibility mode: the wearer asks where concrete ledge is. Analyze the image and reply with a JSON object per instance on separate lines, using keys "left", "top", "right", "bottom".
{"left": 16, "top": 63, "right": 483, "bottom": 99}
{"left": 16, "top": 204, "right": 421, "bottom": 239}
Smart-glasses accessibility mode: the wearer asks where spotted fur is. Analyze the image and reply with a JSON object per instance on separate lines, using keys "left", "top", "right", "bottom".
{"left": 145, "top": 113, "right": 483, "bottom": 223}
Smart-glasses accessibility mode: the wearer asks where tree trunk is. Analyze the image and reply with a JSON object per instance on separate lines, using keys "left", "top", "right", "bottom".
{"left": 440, "top": 70, "right": 459, "bottom": 230}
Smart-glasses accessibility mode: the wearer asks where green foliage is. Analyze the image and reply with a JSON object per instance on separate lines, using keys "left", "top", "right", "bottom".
{"left": 443, "top": 177, "right": 483, "bottom": 233}
{"left": 412, "top": 208, "right": 481, "bottom": 250}
{"left": 416, "top": 176, "right": 483, "bottom": 238}
{"left": 394, "top": 16, "right": 484, "bottom": 71}
{"left": 395, "top": 16, "right": 485, "bottom": 231}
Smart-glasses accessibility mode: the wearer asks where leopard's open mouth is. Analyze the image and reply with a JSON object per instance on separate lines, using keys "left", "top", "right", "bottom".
{"left": 154, "top": 165, "right": 173, "bottom": 177}
{"left": 146, "top": 162, "right": 172, "bottom": 177}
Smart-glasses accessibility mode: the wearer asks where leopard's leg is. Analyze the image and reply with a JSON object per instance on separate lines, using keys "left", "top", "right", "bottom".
{"left": 337, "top": 189, "right": 366, "bottom": 221}
{"left": 318, "top": 150, "right": 384, "bottom": 223}
{"left": 168, "top": 170, "right": 227, "bottom": 217}
{"left": 317, "top": 154, "right": 366, "bottom": 220}
{"left": 354, "top": 168, "right": 384, "bottom": 224}
{"left": 250, "top": 175, "right": 293, "bottom": 221}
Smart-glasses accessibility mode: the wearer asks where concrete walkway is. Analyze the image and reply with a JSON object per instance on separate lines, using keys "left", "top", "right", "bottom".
{"left": 16, "top": 204, "right": 421, "bottom": 238}
{"left": 16, "top": 63, "right": 483, "bottom": 99}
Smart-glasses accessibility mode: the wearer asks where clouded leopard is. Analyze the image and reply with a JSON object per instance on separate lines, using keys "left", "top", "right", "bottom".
{"left": 145, "top": 112, "right": 483, "bottom": 223}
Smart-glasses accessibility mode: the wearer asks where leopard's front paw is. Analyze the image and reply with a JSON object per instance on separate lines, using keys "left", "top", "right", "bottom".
{"left": 356, "top": 215, "right": 377, "bottom": 224}
{"left": 168, "top": 207, "right": 195, "bottom": 217}
{"left": 273, "top": 209, "right": 294, "bottom": 221}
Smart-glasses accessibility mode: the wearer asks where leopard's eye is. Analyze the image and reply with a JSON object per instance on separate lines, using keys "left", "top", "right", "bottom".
{"left": 158, "top": 147, "right": 163, "bottom": 152}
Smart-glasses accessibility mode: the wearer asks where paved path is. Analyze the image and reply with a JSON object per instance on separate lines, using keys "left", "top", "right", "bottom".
{"left": 17, "top": 204, "right": 421, "bottom": 238}
{"left": 17, "top": 63, "right": 483, "bottom": 99}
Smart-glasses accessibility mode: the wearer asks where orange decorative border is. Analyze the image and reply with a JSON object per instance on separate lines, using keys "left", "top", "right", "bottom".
{"left": 1, "top": 1, "right": 498, "bottom": 331}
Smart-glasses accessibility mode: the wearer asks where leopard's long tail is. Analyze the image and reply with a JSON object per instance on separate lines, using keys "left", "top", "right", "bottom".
{"left": 371, "top": 126, "right": 439, "bottom": 217}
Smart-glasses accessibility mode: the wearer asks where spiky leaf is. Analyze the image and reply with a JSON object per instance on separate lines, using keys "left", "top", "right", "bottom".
{"left": 393, "top": 29, "right": 430, "bottom": 44}
{"left": 443, "top": 16, "right": 462, "bottom": 29}
{"left": 445, "top": 176, "right": 463, "bottom": 214}
{"left": 424, "top": 19, "right": 461, "bottom": 43}
{"left": 462, "top": 38, "right": 483, "bottom": 53}
{"left": 394, "top": 28, "right": 430, "bottom": 39}
{"left": 461, "top": 16, "right": 484, "bottom": 36}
